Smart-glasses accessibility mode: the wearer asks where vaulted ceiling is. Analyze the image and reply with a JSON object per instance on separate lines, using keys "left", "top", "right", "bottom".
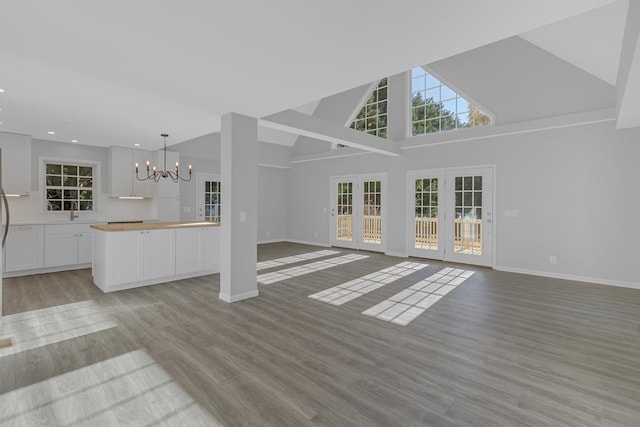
{"left": 0, "top": 0, "right": 633, "bottom": 149}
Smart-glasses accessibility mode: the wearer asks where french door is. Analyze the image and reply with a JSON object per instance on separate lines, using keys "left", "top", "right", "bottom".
{"left": 195, "top": 173, "right": 221, "bottom": 222}
{"left": 330, "top": 173, "right": 386, "bottom": 252}
{"left": 407, "top": 167, "right": 493, "bottom": 266}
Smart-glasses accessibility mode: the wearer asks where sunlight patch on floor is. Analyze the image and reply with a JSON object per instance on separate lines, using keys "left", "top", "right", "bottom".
{"left": 0, "top": 349, "right": 219, "bottom": 426}
{"left": 308, "top": 261, "right": 428, "bottom": 305}
{"left": 258, "top": 254, "right": 369, "bottom": 285}
{"left": 257, "top": 250, "right": 340, "bottom": 271}
{"left": 0, "top": 300, "right": 117, "bottom": 358}
{"left": 363, "top": 267, "right": 475, "bottom": 326}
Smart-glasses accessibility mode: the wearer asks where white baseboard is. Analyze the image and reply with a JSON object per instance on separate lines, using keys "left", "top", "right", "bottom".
{"left": 4, "top": 263, "right": 91, "bottom": 278}
{"left": 494, "top": 265, "right": 640, "bottom": 290}
{"left": 258, "top": 238, "right": 286, "bottom": 244}
{"left": 385, "top": 251, "right": 408, "bottom": 258}
{"left": 219, "top": 289, "right": 260, "bottom": 303}
{"left": 96, "top": 269, "right": 219, "bottom": 293}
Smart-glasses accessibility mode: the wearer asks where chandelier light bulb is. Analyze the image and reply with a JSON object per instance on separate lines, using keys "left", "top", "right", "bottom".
{"left": 134, "top": 134, "right": 193, "bottom": 183}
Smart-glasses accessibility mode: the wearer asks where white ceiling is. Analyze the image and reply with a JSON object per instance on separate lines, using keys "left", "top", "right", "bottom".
{"left": 521, "top": 0, "right": 628, "bottom": 85}
{"left": 0, "top": 0, "right": 622, "bottom": 149}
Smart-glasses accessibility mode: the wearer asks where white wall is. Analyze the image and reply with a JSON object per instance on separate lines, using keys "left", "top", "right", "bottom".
{"left": 286, "top": 120, "right": 640, "bottom": 287}
{"left": 257, "top": 167, "right": 287, "bottom": 243}
{"left": 11, "top": 139, "right": 157, "bottom": 223}
{"left": 172, "top": 133, "right": 290, "bottom": 243}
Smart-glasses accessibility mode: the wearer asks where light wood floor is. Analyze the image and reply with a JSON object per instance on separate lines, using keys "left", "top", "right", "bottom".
{"left": 2, "top": 242, "right": 640, "bottom": 426}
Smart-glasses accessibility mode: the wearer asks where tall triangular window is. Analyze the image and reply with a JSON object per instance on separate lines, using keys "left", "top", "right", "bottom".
{"left": 411, "top": 67, "right": 491, "bottom": 136}
{"left": 349, "top": 78, "right": 388, "bottom": 138}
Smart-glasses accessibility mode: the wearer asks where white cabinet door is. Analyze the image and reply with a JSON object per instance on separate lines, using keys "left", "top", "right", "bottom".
{"left": 132, "top": 149, "right": 156, "bottom": 198}
{"left": 44, "top": 224, "right": 93, "bottom": 267}
{"left": 110, "top": 231, "right": 142, "bottom": 285}
{"left": 175, "top": 227, "right": 201, "bottom": 275}
{"left": 5, "top": 225, "right": 44, "bottom": 272}
{"left": 176, "top": 227, "right": 219, "bottom": 275}
{"left": 0, "top": 132, "right": 31, "bottom": 195}
{"left": 109, "top": 147, "right": 155, "bottom": 198}
{"left": 77, "top": 232, "right": 92, "bottom": 264}
{"left": 44, "top": 233, "right": 78, "bottom": 267}
{"left": 109, "top": 146, "right": 134, "bottom": 197}
{"left": 201, "top": 227, "right": 219, "bottom": 272}
{"left": 142, "top": 229, "right": 175, "bottom": 280}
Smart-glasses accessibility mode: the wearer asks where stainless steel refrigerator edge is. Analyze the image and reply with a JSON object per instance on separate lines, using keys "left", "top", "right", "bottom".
{"left": 0, "top": 149, "right": 11, "bottom": 333}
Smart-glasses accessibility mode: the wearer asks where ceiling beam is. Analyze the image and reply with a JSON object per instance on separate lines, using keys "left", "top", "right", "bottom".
{"left": 260, "top": 110, "right": 400, "bottom": 156}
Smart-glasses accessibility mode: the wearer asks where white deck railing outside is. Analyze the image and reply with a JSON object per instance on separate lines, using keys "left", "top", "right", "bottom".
{"left": 336, "top": 215, "right": 482, "bottom": 254}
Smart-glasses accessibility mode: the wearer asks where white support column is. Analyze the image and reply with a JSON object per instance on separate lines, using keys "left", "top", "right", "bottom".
{"left": 385, "top": 72, "right": 410, "bottom": 257}
{"left": 219, "top": 113, "right": 259, "bottom": 303}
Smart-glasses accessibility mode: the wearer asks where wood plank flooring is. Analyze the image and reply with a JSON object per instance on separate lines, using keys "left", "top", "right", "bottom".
{"left": 1, "top": 242, "right": 640, "bottom": 426}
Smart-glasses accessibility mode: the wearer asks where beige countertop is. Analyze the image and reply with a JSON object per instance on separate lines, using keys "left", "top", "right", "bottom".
{"left": 90, "top": 221, "right": 219, "bottom": 232}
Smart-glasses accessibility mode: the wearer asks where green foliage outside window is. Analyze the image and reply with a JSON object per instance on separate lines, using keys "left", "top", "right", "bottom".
{"left": 349, "top": 78, "right": 388, "bottom": 139}
{"left": 45, "top": 162, "right": 94, "bottom": 211}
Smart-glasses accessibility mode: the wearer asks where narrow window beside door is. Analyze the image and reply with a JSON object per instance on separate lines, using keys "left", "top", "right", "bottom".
{"left": 204, "top": 181, "right": 221, "bottom": 222}
{"left": 363, "top": 180, "right": 382, "bottom": 244}
{"left": 454, "top": 175, "right": 482, "bottom": 255}
{"left": 415, "top": 178, "right": 438, "bottom": 250}
{"left": 337, "top": 182, "right": 353, "bottom": 241}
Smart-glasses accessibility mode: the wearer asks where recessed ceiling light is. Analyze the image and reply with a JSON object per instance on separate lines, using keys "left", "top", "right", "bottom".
{"left": 134, "top": 143, "right": 140, "bottom": 147}
{"left": 0, "top": 89, "right": 4, "bottom": 93}
{"left": 47, "top": 131, "right": 55, "bottom": 135}
{"left": 71, "top": 139, "right": 78, "bottom": 143}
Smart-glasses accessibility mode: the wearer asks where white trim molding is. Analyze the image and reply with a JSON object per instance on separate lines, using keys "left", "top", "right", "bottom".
{"left": 385, "top": 251, "right": 408, "bottom": 258}
{"left": 219, "top": 290, "right": 260, "bottom": 303}
{"left": 494, "top": 265, "right": 640, "bottom": 290}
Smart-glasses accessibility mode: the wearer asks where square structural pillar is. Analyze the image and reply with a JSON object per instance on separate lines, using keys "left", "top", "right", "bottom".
{"left": 219, "top": 113, "right": 259, "bottom": 303}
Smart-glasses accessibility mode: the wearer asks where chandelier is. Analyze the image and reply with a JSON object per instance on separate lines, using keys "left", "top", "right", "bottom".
{"left": 135, "top": 133, "right": 192, "bottom": 183}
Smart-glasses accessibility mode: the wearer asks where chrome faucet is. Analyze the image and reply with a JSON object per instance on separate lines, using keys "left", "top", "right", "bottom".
{"left": 70, "top": 201, "right": 79, "bottom": 221}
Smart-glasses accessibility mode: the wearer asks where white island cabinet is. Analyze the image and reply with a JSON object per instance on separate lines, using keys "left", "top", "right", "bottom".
{"left": 91, "top": 222, "right": 219, "bottom": 292}
{"left": 175, "top": 226, "right": 220, "bottom": 275}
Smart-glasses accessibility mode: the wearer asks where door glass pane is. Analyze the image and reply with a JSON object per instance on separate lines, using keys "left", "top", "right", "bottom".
{"left": 414, "top": 177, "right": 438, "bottom": 250}
{"left": 363, "top": 181, "right": 381, "bottom": 244}
{"left": 204, "top": 180, "right": 221, "bottom": 222}
{"left": 454, "top": 175, "right": 482, "bottom": 255}
{"left": 336, "top": 181, "right": 353, "bottom": 241}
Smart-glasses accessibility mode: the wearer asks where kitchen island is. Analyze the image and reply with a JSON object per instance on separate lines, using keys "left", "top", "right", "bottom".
{"left": 91, "top": 221, "right": 220, "bottom": 292}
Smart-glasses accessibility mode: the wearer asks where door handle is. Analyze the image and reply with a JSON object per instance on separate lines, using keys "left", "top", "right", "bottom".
{"left": 2, "top": 187, "right": 9, "bottom": 248}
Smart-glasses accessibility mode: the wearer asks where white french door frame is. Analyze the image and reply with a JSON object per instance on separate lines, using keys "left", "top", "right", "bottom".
{"left": 195, "top": 173, "right": 220, "bottom": 222}
{"left": 406, "top": 165, "right": 496, "bottom": 267}
{"left": 330, "top": 173, "right": 387, "bottom": 252}
{"left": 406, "top": 169, "right": 445, "bottom": 260}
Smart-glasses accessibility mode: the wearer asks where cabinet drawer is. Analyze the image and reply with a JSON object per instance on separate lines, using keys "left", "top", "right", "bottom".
{"left": 45, "top": 223, "right": 92, "bottom": 235}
